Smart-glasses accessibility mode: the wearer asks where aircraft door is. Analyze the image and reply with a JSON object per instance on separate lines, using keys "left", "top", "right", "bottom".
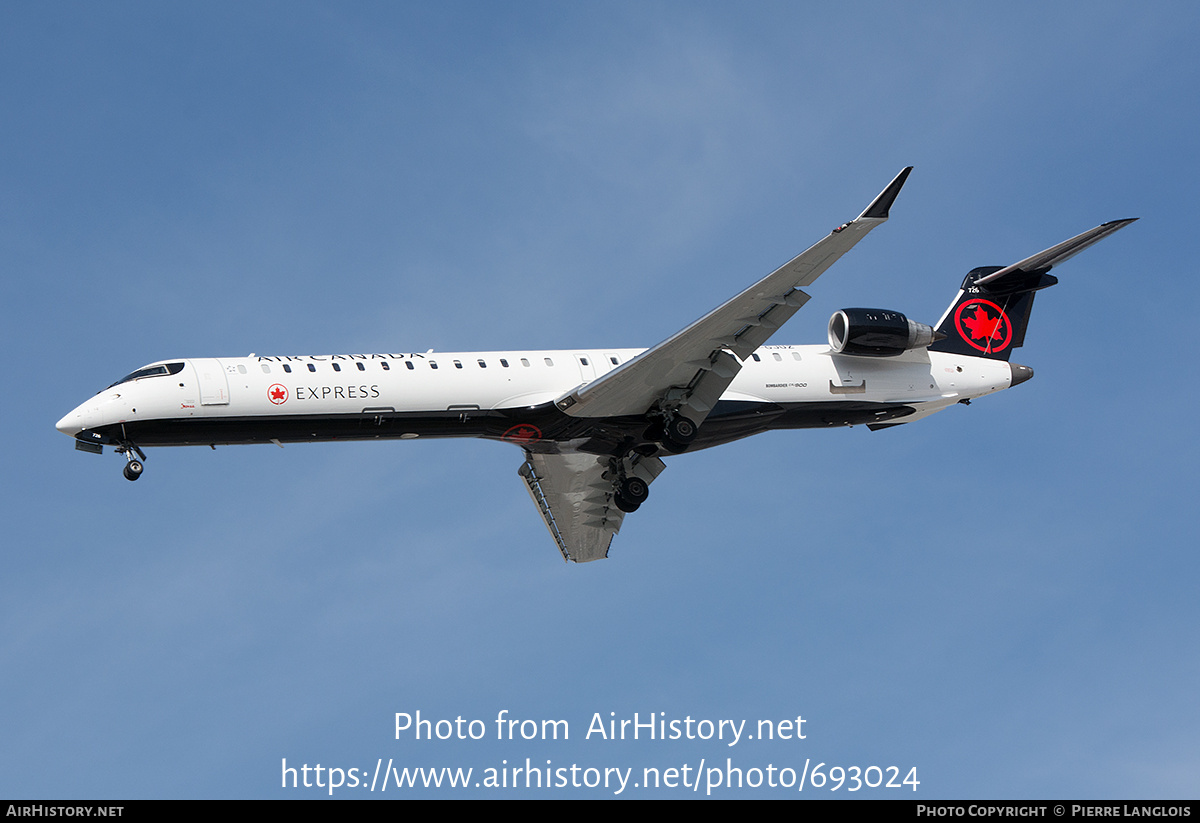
{"left": 574, "top": 354, "right": 597, "bottom": 384}
{"left": 191, "top": 358, "right": 230, "bottom": 405}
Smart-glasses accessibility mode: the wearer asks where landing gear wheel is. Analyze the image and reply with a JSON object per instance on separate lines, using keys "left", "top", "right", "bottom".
{"left": 666, "top": 416, "right": 698, "bottom": 445}
{"left": 620, "top": 476, "right": 649, "bottom": 505}
{"left": 123, "top": 460, "right": 143, "bottom": 482}
{"left": 614, "top": 476, "right": 649, "bottom": 513}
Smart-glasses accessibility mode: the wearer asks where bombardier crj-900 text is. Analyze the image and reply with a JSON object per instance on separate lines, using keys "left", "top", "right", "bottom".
{"left": 57, "top": 169, "right": 1135, "bottom": 562}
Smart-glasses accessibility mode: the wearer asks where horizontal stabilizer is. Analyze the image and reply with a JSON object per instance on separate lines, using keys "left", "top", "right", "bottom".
{"left": 975, "top": 219, "right": 1138, "bottom": 288}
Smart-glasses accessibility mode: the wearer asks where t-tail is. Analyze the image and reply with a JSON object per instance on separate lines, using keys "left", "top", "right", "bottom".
{"left": 928, "top": 219, "right": 1137, "bottom": 361}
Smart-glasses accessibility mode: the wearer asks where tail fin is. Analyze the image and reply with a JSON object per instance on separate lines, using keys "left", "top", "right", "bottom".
{"left": 928, "top": 219, "right": 1137, "bottom": 361}
{"left": 928, "top": 267, "right": 1052, "bottom": 360}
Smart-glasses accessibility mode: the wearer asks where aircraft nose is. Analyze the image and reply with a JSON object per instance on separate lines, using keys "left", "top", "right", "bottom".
{"left": 56, "top": 405, "right": 85, "bottom": 436}
{"left": 56, "top": 412, "right": 77, "bottom": 435}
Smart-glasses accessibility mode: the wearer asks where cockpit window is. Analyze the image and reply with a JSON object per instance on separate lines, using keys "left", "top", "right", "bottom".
{"left": 104, "top": 362, "right": 185, "bottom": 391}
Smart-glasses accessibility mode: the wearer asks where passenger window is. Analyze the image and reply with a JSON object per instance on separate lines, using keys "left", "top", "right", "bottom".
{"left": 237, "top": 365, "right": 247, "bottom": 374}
{"left": 261, "top": 364, "right": 271, "bottom": 373}
{"left": 521, "top": 358, "right": 530, "bottom": 367}
{"left": 430, "top": 361, "right": 438, "bottom": 370}
{"left": 454, "top": 360, "right": 463, "bottom": 369}
{"left": 283, "top": 364, "right": 292, "bottom": 373}
{"left": 610, "top": 356, "right": 619, "bottom": 365}
{"left": 751, "top": 353, "right": 761, "bottom": 362}
{"left": 405, "top": 362, "right": 414, "bottom": 370}
{"left": 307, "top": 364, "right": 316, "bottom": 372}
{"left": 478, "top": 359, "right": 486, "bottom": 368}
{"left": 792, "top": 352, "right": 802, "bottom": 361}
{"left": 544, "top": 358, "right": 554, "bottom": 367}
{"left": 580, "top": 357, "right": 589, "bottom": 366}
{"left": 332, "top": 363, "right": 341, "bottom": 372}
{"left": 381, "top": 361, "right": 390, "bottom": 371}
{"left": 357, "top": 362, "right": 366, "bottom": 371}
{"left": 500, "top": 359, "right": 509, "bottom": 368}
{"left": 773, "top": 352, "right": 782, "bottom": 361}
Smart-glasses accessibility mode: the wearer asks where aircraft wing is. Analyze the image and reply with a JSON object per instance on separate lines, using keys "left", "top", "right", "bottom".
{"left": 554, "top": 167, "right": 912, "bottom": 423}
{"left": 518, "top": 451, "right": 666, "bottom": 562}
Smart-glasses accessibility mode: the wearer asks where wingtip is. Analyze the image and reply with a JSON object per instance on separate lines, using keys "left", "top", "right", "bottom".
{"left": 858, "top": 166, "right": 913, "bottom": 221}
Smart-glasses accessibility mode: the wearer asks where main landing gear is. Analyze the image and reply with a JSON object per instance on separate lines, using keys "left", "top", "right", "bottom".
{"left": 665, "top": 415, "right": 698, "bottom": 449}
{"left": 116, "top": 441, "right": 146, "bottom": 482}
{"left": 610, "top": 411, "right": 700, "bottom": 511}
{"left": 614, "top": 475, "right": 649, "bottom": 513}
{"left": 645, "top": 414, "right": 700, "bottom": 454}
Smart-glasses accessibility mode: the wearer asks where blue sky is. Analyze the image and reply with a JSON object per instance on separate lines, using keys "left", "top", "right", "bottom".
{"left": 3, "top": 1, "right": 1198, "bottom": 798}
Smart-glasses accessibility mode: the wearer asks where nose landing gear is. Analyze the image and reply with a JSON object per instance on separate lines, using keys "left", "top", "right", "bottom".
{"left": 116, "top": 441, "right": 147, "bottom": 482}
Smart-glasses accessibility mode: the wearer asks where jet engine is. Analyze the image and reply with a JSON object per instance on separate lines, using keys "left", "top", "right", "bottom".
{"left": 827, "top": 308, "right": 940, "bottom": 357}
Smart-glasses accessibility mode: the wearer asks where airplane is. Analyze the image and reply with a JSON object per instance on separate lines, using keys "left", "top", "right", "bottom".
{"left": 55, "top": 168, "right": 1135, "bottom": 563}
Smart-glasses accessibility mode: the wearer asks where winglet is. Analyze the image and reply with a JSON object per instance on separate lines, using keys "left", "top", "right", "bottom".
{"left": 857, "top": 166, "right": 913, "bottom": 221}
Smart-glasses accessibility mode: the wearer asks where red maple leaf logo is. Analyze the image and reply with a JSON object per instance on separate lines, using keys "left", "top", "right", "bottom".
{"left": 502, "top": 424, "right": 542, "bottom": 443}
{"left": 954, "top": 299, "right": 1012, "bottom": 353}
{"left": 962, "top": 305, "right": 1004, "bottom": 341}
{"left": 267, "top": 384, "right": 288, "bottom": 404}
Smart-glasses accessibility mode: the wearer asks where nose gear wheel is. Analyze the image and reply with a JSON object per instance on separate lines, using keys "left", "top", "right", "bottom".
{"left": 115, "top": 440, "right": 147, "bottom": 482}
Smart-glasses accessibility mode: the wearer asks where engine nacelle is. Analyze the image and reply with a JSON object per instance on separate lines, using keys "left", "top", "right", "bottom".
{"left": 827, "top": 308, "right": 939, "bottom": 357}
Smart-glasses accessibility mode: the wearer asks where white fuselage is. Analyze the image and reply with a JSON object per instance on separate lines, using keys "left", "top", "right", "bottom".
{"left": 56, "top": 344, "right": 1013, "bottom": 450}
